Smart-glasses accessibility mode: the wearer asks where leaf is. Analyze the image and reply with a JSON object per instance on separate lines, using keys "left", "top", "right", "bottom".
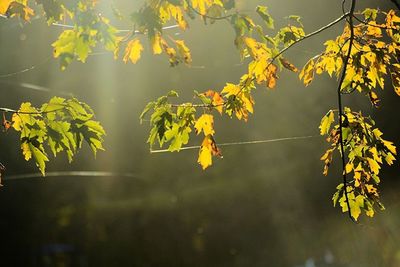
{"left": 191, "top": 0, "right": 211, "bottom": 16}
{"left": 29, "top": 143, "right": 49, "bottom": 176}
{"left": 151, "top": 32, "right": 163, "bottom": 55}
{"left": 319, "top": 110, "right": 334, "bottom": 135}
{"left": 123, "top": 38, "right": 144, "bottom": 64}
{"left": 194, "top": 114, "right": 214, "bottom": 136}
{"left": 256, "top": 5, "right": 274, "bottom": 29}
{"left": 175, "top": 40, "right": 192, "bottom": 64}
{"left": 279, "top": 57, "right": 298, "bottom": 72}
{"left": 6, "top": 2, "right": 34, "bottom": 21}
{"left": 299, "top": 57, "right": 315, "bottom": 86}
{"left": 197, "top": 134, "right": 222, "bottom": 170}
{"left": 0, "top": 0, "right": 12, "bottom": 15}
{"left": 203, "top": 90, "right": 224, "bottom": 114}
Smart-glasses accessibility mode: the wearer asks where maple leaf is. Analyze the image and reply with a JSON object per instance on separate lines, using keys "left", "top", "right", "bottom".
{"left": 203, "top": 90, "right": 224, "bottom": 114}
{"left": 124, "top": 39, "right": 144, "bottom": 64}
{"left": 197, "top": 134, "right": 222, "bottom": 170}
{"left": 194, "top": 114, "right": 214, "bottom": 136}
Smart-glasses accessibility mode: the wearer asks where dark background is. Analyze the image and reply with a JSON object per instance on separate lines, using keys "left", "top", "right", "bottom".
{"left": 0, "top": 0, "right": 399, "bottom": 266}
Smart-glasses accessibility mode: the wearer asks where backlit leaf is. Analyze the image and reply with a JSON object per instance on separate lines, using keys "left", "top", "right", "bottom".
{"left": 124, "top": 38, "right": 144, "bottom": 64}
{"left": 194, "top": 114, "right": 214, "bottom": 136}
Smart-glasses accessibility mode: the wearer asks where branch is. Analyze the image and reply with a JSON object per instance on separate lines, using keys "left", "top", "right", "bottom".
{"left": 337, "top": 0, "right": 356, "bottom": 222}
{"left": 0, "top": 106, "right": 66, "bottom": 115}
{"left": 269, "top": 12, "right": 350, "bottom": 64}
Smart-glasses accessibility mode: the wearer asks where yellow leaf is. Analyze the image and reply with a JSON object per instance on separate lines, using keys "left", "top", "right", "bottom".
{"left": 175, "top": 39, "right": 192, "bottom": 64}
{"left": 369, "top": 147, "right": 382, "bottom": 163}
{"left": 12, "top": 113, "right": 22, "bottom": 131}
{"left": 0, "top": 0, "right": 12, "bottom": 14}
{"left": 319, "top": 110, "right": 335, "bottom": 135}
{"left": 385, "top": 152, "right": 396, "bottom": 165}
{"left": 191, "top": 0, "right": 212, "bottom": 15}
{"left": 168, "top": 5, "right": 187, "bottom": 30}
{"left": 243, "top": 37, "right": 270, "bottom": 60}
{"left": 221, "top": 83, "right": 240, "bottom": 96}
{"left": 299, "top": 57, "right": 315, "bottom": 86}
{"left": 151, "top": 32, "right": 163, "bottom": 55}
{"left": 21, "top": 142, "right": 31, "bottom": 161}
{"left": 383, "top": 140, "right": 397, "bottom": 155}
{"left": 345, "top": 162, "right": 353, "bottom": 174}
{"left": 194, "top": 114, "right": 214, "bottom": 136}
{"left": 365, "top": 184, "right": 379, "bottom": 196}
{"left": 123, "top": 39, "right": 143, "bottom": 64}
{"left": 367, "top": 158, "right": 380, "bottom": 175}
{"left": 197, "top": 134, "right": 222, "bottom": 169}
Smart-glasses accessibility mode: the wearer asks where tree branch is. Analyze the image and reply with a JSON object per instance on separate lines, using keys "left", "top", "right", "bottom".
{"left": 337, "top": 0, "right": 356, "bottom": 221}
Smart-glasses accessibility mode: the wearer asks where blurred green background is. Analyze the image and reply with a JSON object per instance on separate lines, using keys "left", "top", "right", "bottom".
{"left": 0, "top": 0, "right": 400, "bottom": 266}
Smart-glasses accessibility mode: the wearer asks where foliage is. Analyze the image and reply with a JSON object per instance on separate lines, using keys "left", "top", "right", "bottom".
{"left": 1, "top": 0, "right": 400, "bottom": 220}
{"left": 5, "top": 97, "right": 105, "bottom": 176}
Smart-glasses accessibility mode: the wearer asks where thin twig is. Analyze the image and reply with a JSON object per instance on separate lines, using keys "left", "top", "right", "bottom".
{"left": 0, "top": 107, "right": 65, "bottom": 115}
{"left": 269, "top": 12, "right": 349, "bottom": 65}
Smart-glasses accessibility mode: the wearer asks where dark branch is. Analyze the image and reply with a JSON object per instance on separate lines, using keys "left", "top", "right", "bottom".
{"left": 337, "top": 0, "right": 356, "bottom": 222}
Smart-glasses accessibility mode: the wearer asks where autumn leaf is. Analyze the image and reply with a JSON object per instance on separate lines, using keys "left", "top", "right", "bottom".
{"left": 194, "top": 114, "right": 214, "bottom": 136}
{"left": 279, "top": 57, "right": 298, "bottom": 72}
{"left": 319, "top": 110, "right": 335, "bottom": 135}
{"left": 6, "top": 2, "right": 34, "bottom": 21}
{"left": 191, "top": 0, "right": 211, "bottom": 16}
{"left": 197, "top": 134, "right": 222, "bottom": 170}
{"left": 204, "top": 90, "right": 225, "bottom": 114}
{"left": 0, "top": 0, "right": 12, "bottom": 15}
{"left": 299, "top": 57, "right": 315, "bottom": 86}
{"left": 175, "top": 40, "right": 192, "bottom": 64}
{"left": 151, "top": 32, "right": 163, "bottom": 55}
{"left": 124, "top": 39, "right": 144, "bottom": 64}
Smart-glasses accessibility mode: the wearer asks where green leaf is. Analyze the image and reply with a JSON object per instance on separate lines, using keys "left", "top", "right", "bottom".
{"left": 256, "top": 6, "right": 274, "bottom": 29}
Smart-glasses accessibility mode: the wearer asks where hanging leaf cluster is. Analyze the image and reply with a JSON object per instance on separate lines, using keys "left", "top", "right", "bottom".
{"left": 9, "top": 97, "right": 105, "bottom": 175}
{"left": 320, "top": 108, "right": 396, "bottom": 220}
